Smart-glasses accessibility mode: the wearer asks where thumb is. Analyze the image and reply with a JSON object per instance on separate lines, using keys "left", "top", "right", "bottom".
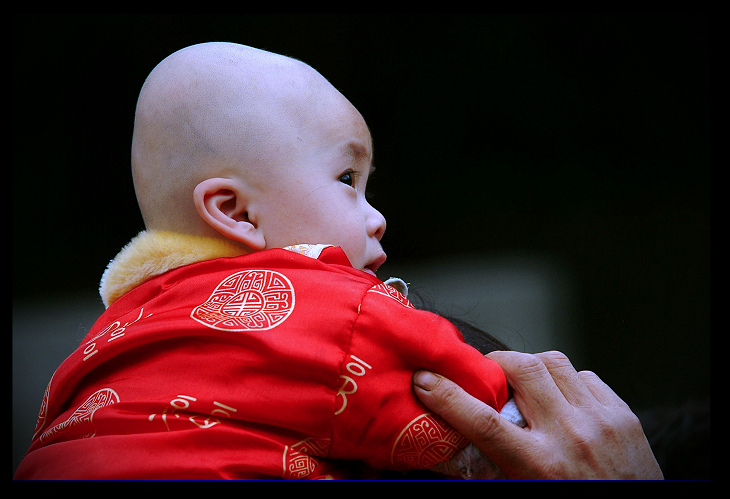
{"left": 412, "top": 370, "right": 526, "bottom": 472}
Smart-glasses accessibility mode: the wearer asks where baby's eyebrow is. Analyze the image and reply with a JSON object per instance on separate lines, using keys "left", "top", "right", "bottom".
{"left": 345, "top": 140, "right": 371, "bottom": 161}
{"left": 343, "top": 140, "right": 375, "bottom": 176}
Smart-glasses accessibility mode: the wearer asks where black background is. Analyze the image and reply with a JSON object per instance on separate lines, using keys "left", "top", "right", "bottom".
{"left": 13, "top": 15, "right": 709, "bottom": 432}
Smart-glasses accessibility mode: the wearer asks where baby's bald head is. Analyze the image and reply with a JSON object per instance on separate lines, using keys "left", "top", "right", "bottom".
{"left": 131, "top": 42, "right": 332, "bottom": 236}
{"left": 129, "top": 42, "right": 385, "bottom": 273}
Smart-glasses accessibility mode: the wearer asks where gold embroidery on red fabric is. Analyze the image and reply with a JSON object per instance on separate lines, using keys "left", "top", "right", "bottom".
{"left": 147, "top": 395, "right": 239, "bottom": 432}
{"left": 367, "top": 283, "right": 414, "bottom": 308}
{"left": 31, "top": 373, "right": 54, "bottom": 441}
{"left": 39, "top": 388, "right": 120, "bottom": 443}
{"left": 335, "top": 355, "right": 373, "bottom": 415}
{"left": 191, "top": 270, "right": 295, "bottom": 331}
{"left": 83, "top": 308, "right": 153, "bottom": 361}
{"left": 391, "top": 413, "right": 468, "bottom": 470}
{"left": 282, "top": 437, "right": 331, "bottom": 479}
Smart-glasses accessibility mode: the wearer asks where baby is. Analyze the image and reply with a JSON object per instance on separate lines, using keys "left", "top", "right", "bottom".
{"left": 15, "top": 42, "right": 522, "bottom": 480}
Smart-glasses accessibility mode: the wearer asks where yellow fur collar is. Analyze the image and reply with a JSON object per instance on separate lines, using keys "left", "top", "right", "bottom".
{"left": 99, "top": 231, "right": 406, "bottom": 309}
{"left": 99, "top": 230, "right": 247, "bottom": 308}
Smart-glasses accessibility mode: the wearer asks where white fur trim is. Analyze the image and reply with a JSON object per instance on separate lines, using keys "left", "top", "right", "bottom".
{"left": 383, "top": 277, "right": 409, "bottom": 297}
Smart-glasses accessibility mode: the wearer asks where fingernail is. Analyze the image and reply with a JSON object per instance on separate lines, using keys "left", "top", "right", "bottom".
{"left": 413, "top": 371, "right": 441, "bottom": 391}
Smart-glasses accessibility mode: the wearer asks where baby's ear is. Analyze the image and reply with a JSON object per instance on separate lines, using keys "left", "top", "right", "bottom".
{"left": 193, "top": 178, "right": 266, "bottom": 251}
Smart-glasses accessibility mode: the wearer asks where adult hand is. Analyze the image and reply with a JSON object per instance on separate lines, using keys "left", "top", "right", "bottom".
{"left": 413, "top": 350, "right": 663, "bottom": 480}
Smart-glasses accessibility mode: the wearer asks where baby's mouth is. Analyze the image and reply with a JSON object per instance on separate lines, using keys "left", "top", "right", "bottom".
{"left": 364, "top": 252, "right": 387, "bottom": 276}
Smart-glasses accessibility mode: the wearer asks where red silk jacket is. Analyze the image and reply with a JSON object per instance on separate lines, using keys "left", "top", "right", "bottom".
{"left": 15, "top": 234, "right": 509, "bottom": 479}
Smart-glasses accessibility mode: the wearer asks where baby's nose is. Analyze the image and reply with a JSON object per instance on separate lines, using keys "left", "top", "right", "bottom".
{"left": 367, "top": 204, "right": 386, "bottom": 241}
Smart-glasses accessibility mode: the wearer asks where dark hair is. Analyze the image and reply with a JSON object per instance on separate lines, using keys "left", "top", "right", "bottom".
{"left": 406, "top": 287, "right": 511, "bottom": 354}
{"left": 438, "top": 312, "right": 511, "bottom": 354}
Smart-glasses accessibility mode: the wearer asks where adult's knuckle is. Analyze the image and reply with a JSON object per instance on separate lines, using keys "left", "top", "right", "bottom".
{"left": 469, "top": 405, "right": 503, "bottom": 444}
{"left": 511, "top": 352, "right": 548, "bottom": 381}
{"left": 537, "top": 350, "right": 572, "bottom": 367}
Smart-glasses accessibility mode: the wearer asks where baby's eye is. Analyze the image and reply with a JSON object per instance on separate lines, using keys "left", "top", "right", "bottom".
{"left": 338, "top": 170, "right": 357, "bottom": 187}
